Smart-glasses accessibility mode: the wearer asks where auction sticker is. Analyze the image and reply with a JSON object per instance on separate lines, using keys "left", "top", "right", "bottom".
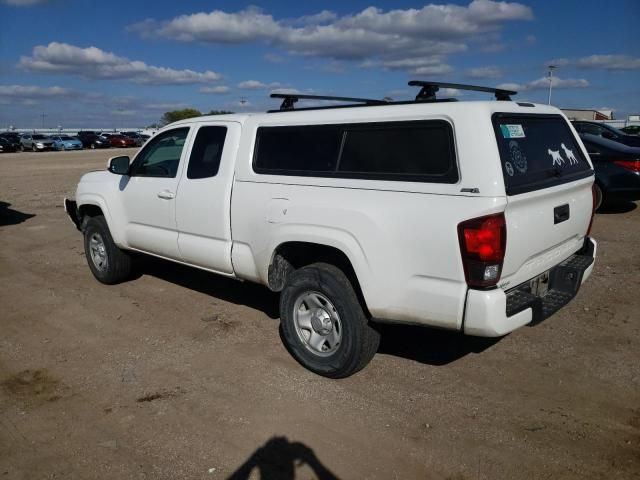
{"left": 500, "top": 124, "right": 525, "bottom": 139}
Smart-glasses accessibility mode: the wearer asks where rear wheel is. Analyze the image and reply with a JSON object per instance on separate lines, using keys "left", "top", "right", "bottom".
{"left": 280, "top": 263, "right": 380, "bottom": 378}
{"left": 83, "top": 215, "right": 132, "bottom": 284}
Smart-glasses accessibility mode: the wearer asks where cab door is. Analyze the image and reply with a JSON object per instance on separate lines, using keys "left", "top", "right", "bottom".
{"left": 175, "top": 122, "right": 240, "bottom": 274}
{"left": 119, "top": 126, "right": 191, "bottom": 259}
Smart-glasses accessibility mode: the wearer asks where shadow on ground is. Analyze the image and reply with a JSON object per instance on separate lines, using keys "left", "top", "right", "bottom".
{"left": 135, "top": 255, "right": 280, "bottom": 319}
{"left": 597, "top": 200, "right": 637, "bottom": 214}
{"left": 227, "top": 436, "right": 339, "bottom": 480}
{"left": 136, "top": 256, "right": 501, "bottom": 366}
{"left": 0, "top": 201, "right": 35, "bottom": 226}
{"left": 376, "top": 323, "right": 501, "bottom": 366}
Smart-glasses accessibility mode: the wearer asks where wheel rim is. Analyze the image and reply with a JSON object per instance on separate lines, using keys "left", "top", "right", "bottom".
{"left": 89, "top": 232, "right": 108, "bottom": 272}
{"left": 293, "top": 291, "right": 342, "bottom": 357}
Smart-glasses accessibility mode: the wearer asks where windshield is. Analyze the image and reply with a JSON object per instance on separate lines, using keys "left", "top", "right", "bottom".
{"left": 59, "top": 136, "right": 73, "bottom": 140}
{"left": 493, "top": 114, "right": 593, "bottom": 195}
{"left": 33, "top": 135, "right": 48, "bottom": 140}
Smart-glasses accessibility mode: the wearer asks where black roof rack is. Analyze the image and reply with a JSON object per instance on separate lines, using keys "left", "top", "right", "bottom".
{"left": 408, "top": 80, "right": 516, "bottom": 101}
{"left": 270, "top": 93, "right": 387, "bottom": 111}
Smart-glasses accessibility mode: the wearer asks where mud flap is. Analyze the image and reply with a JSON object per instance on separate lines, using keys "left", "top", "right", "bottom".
{"left": 64, "top": 198, "right": 81, "bottom": 230}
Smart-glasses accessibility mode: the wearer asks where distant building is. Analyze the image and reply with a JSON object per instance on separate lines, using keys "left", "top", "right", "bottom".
{"left": 562, "top": 108, "right": 613, "bottom": 121}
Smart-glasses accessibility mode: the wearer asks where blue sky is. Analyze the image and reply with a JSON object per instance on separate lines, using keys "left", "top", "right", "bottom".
{"left": 0, "top": 0, "right": 638, "bottom": 128}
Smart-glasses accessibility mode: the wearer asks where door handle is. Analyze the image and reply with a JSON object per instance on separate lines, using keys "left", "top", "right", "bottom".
{"left": 157, "top": 190, "right": 175, "bottom": 200}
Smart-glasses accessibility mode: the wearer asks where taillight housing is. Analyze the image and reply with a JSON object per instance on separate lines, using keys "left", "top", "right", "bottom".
{"left": 458, "top": 213, "right": 506, "bottom": 288}
{"left": 613, "top": 159, "right": 640, "bottom": 172}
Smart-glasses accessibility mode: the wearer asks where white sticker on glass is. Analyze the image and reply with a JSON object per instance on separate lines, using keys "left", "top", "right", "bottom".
{"left": 548, "top": 149, "right": 565, "bottom": 166}
{"left": 509, "top": 141, "right": 528, "bottom": 173}
{"left": 561, "top": 143, "right": 579, "bottom": 165}
{"left": 500, "top": 124, "right": 525, "bottom": 139}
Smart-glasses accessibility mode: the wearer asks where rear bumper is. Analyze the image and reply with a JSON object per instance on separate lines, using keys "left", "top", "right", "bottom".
{"left": 463, "top": 237, "right": 596, "bottom": 337}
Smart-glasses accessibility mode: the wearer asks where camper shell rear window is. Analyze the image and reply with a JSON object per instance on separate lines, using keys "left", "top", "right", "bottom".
{"left": 492, "top": 113, "right": 593, "bottom": 195}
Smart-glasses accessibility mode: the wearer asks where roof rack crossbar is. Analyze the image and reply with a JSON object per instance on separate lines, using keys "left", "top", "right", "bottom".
{"left": 270, "top": 93, "right": 387, "bottom": 111}
{"left": 408, "top": 80, "right": 517, "bottom": 101}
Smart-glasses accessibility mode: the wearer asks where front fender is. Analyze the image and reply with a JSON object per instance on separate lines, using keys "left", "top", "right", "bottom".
{"left": 75, "top": 193, "right": 124, "bottom": 246}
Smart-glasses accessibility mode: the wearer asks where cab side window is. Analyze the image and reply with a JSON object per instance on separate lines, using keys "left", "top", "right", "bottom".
{"left": 130, "top": 128, "right": 189, "bottom": 178}
{"left": 187, "top": 126, "right": 227, "bottom": 179}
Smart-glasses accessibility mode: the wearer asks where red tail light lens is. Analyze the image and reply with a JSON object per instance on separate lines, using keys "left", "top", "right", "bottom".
{"left": 613, "top": 159, "right": 640, "bottom": 172}
{"left": 458, "top": 213, "right": 506, "bottom": 288}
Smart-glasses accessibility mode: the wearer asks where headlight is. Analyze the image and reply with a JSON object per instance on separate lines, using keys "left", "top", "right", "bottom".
{"left": 36, "top": 142, "right": 44, "bottom": 147}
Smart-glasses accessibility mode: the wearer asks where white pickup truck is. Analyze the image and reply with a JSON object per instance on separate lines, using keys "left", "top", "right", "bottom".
{"left": 66, "top": 83, "right": 597, "bottom": 378}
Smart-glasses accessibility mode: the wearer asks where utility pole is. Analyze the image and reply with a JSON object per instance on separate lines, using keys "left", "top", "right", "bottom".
{"left": 547, "top": 65, "right": 557, "bottom": 105}
{"left": 40, "top": 112, "right": 47, "bottom": 129}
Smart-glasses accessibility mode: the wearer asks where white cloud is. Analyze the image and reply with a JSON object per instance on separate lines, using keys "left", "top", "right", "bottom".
{"left": 497, "top": 76, "right": 589, "bottom": 92}
{"left": 288, "top": 10, "right": 337, "bottom": 26}
{"left": 576, "top": 54, "right": 640, "bottom": 70}
{"left": 0, "top": 84, "right": 74, "bottom": 98}
{"left": 1, "top": 0, "right": 48, "bottom": 6}
{"left": 238, "top": 80, "right": 282, "bottom": 90}
{"left": 200, "top": 85, "right": 230, "bottom": 94}
{"left": 19, "top": 42, "right": 221, "bottom": 85}
{"left": 466, "top": 66, "right": 503, "bottom": 79}
{"left": 129, "top": 1, "right": 532, "bottom": 71}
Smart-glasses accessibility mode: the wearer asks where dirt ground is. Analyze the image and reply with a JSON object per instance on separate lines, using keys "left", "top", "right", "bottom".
{"left": 0, "top": 149, "right": 638, "bottom": 480}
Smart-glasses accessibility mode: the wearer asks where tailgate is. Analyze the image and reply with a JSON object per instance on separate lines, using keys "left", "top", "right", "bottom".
{"left": 492, "top": 113, "right": 594, "bottom": 289}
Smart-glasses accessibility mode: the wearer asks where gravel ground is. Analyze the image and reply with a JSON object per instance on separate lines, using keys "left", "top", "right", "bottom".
{"left": 1, "top": 149, "right": 639, "bottom": 480}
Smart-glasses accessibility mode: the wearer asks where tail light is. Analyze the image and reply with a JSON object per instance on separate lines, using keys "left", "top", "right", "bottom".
{"left": 613, "top": 159, "right": 640, "bottom": 172}
{"left": 458, "top": 213, "right": 506, "bottom": 288}
{"left": 587, "top": 183, "right": 597, "bottom": 236}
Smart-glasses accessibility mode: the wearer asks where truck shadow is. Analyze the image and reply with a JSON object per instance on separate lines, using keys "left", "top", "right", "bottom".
{"left": 0, "top": 201, "right": 36, "bottom": 226}
{"left": 227, "top": 436, "right": 339, "bottom": 480}
{"left": 135, "top": 256, "right": 501, "bottom": 366}
{"left": 135, "top": 256, "right": 280, "bottom": 319}
{"left": 376, "top": 324, "right": 502, "bottom": 366}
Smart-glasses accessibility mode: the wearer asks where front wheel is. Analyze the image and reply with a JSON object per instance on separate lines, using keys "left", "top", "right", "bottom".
{"left": 83, "top": 215, "right": 132, "bottom": 284}
{"left": 280, "top": 263, "right": 380, "bottom": 378}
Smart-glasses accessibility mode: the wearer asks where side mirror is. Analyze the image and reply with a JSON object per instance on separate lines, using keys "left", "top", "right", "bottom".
{"left": 108, "top": 155, "right": 130, "bottom": 175}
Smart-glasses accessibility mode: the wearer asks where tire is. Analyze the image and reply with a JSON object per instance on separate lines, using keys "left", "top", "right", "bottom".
{"left": 32, "top": 144, "right": 37, "bottom": 152}
{"left": 279, "top": 263, "right": 380, "bottom": 378}
{"left": 594, "top": 183, "right": 603, "bottom": 211}
{"left": 83, "top": 215, "right": 132, "bottom": 284}
{"left": 19, "top": 144, "right": 24, "bottom": 152}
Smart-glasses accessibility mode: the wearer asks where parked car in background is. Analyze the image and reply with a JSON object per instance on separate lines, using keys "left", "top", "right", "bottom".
{"left": 51, "top": 135, "right": 84, "bottom": 151}
{"left": 107, "top": 134, "right": 137, "bottom": 148}
{"left": 620, "top": 125, "right": 640, "bottom": 136}
{"left": 21, "top": 133, "right": 55, "bottom": 151}
{"left": 572, "top": 121, "right": 640, "bottom": 147}
{"left": 0, "top": 137, "right": 18, "bottom": 153}
{"left": 0, "top": 132, "right": 22, "bottom": 151}
{"left": 120, "top": 132, "right": 145, "bottom": 147}
{"left": 579, "top": 133, "right": 640, "bottom": 209}
{"left": 77, "top": 132, "right": 110, "bottom": 149}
